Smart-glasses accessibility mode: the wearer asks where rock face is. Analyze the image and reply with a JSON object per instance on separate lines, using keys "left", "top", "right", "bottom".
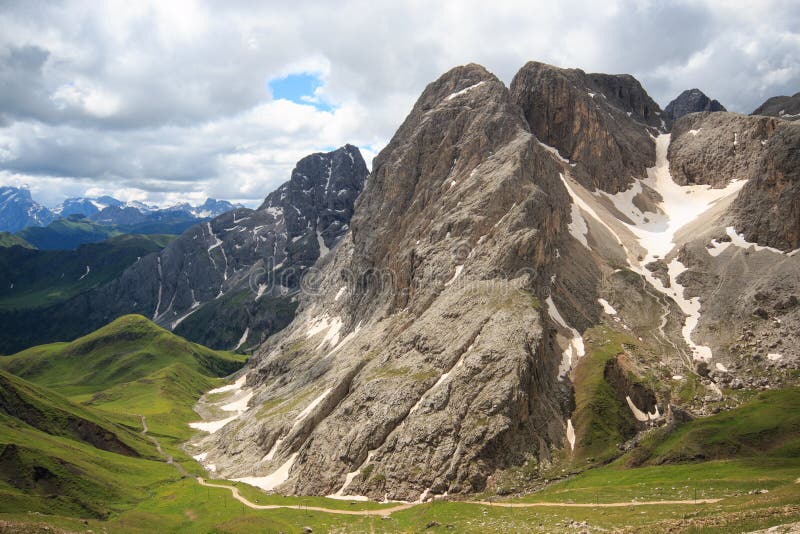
{"left": 0, "top": 146, "right": 368, "bottom": 352}
{"left": 668, "top": 112, "right": 779, "bottom": 187}
{"left": 188, "top": 61, "right": 800, "bottom": 503}
{"left": 663, "top": 89, "right": 726, "bottom": 124}
{"left": 194, "top": 64, "right": 576, "bottom": 500}
{"left": 752, "top": 91, "right": 800, "bottom": 121}
{"left": 731, "top": 121, "right": 800, "bottom": 251}
{"left": 509, "top": 61, "right": 662, "bottom": 194}
{"left": 0, "top": 187, "right": 54, "bottom": 233}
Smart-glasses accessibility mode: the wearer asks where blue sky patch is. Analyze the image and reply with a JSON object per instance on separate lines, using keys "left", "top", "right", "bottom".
{"left": 268, "top": 73, "right": 333, "bottom": 112}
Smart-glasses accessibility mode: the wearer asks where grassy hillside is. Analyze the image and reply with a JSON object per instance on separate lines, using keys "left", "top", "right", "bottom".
{"left": 568, "top": 326, "right": 640, "bottom": 464}
{"left": 0, "top": 232, "right": 32, "bottom": 249}
{"left": 627, "top": 387, "right": 800, "bottom": 466}
{"left": 2, "top": 315, "right": 798, "bottom": 532}
{"left": 1, "top": 315, "right": 245, "bottom": 438}
{"left": 0, "top": 315, "right": 246, "bottom": 519}
{"left": 0, "top": 370, "right": 180, "bottom": 518}
{"left": 16, "top": 216, "right": 122, "bottom": 250}
{"left": 0, "top": 234, "right": 173, "bottom": 311}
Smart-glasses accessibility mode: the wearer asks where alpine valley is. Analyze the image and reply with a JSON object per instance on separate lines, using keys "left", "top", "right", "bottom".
{"left": 1, "top": 61, "right": 799, "bottom": 533}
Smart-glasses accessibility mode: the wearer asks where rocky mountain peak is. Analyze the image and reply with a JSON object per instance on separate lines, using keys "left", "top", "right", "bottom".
{"left": 260, "top": 144, "right": 367, "bottom": 251}
{"left": 510, "top": 61, "right": 662, "bottom": 194}
{"left": 752, "top": 91, "right": 800, "bottom": 121}
{"left": 192, "top": 63, "right": 575, "bottom": 500}
{"left": 0, "top": 145, "right": 368, "bottom": 352}
{"left": 348, "top": 63, "right": 550, "bottom": 315}
{"left": 663, "top": 88, "right": 726, "bottom": 123}
{"left": 0, "top": 186, "right": 55, "bottom": 233}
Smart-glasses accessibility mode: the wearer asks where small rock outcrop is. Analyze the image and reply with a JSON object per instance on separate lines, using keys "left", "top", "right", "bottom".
{"left": 663, "top": 89, "right": 726, "bottom": 124}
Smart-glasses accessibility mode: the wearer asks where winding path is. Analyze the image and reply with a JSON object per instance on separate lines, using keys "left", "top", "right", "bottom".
{"left": 139, "top": 415, "right": 190, "bottom": 478}
{"left": 141, "top": 415, "right": 720, "bottom": 517}
{"left": 195, "top": 476, "right": 720, "bottom": 516}
{"left": 196, "top": 477, "right": 417, "bottom": 516}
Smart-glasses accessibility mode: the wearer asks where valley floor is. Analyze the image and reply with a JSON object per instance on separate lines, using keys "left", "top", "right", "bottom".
{"left": 2, "top": 454, "right": 799, "bottom": 533}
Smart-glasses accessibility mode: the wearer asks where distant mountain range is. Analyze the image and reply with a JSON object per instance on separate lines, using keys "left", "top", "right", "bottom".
{"left": 0, "top": 186, "right": 244, "bottom": 235}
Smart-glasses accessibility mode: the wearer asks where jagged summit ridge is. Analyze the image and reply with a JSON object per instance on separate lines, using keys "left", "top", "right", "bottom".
{"left": 510, "top": 61, "right": 663, "bottom": 194}
{"left": 663, "top": 88, "right": 726, "bottom": 123}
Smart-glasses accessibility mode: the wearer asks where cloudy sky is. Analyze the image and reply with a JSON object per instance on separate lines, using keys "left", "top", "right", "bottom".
{"left": 1, "top": 0, "right": 798, "bottom": 208}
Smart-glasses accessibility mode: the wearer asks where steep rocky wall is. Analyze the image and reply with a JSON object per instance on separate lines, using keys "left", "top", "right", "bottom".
{"left": 730, "top": 121, "right": 800, "bottom": 251}
{"left": 668, "top": 112, "right": 779, "bottom": 188}
{"left": 510, "top": 61, "right": 661, "bottom": 194}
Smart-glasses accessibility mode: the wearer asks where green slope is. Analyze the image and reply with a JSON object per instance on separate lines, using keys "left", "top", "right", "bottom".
{"left": 0, "top": 315, "right": 246, "bottom": 519}
{"left": 0, "top": 234, "right": 173, "bottom": 311}
{"left": 0, "top": 232, "right": 33, "bottom": 249}
{"left": 16, "top": 216, "right": 122, "bottom": 250}
{"left": 627, "top": 387, "right": 800, "bottom": 466}
{"left": 1, "top": 315, "right": 246, "bottom": 439}
{"left": 0, "top": 370, "right": 151, "bottom": 457}
{"left": 0, "top": 371, "right": 179, "bottom": 518}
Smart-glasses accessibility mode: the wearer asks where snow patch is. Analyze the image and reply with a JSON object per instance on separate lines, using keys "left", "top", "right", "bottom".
{"left": 568, "top": 202, "right": 590, "bottom": 249}
{"left": 262, "top": 438, "right": 284, "bottom": 462}
{"left": 189, "top": 415, "right": 238, "bottom": 434}
{"left": 626, "top": 396, "right": 661, "bottom": 422}
{"left": 327, "top": 451, "right": 374, "bottom": 502}
{"left": 334, "top": 286, "right": 347, "bottom": 301}
{"left": 78, "top": 265, "right": 90, "bottom": 280}
{"left": 547, "top": 296, "right": 585, "bottom": 379}
{"left": 566, "top": 419, "right": 576, "bottom": 451}
{"left": 220, "top": 390, "right": 253, "bottom": 413}
{"left": 233, "top": 453, "right": 298, "bottom": 491}
{"left": 446, "top": 81, "right": 485, "bottom": 101}
{"left": 707, "top": 238, "right": 731, "bottom": 257}
{"left": 208, "top": 374, "right": 247, "bottom": 395}
{"left": 317, "top": 231, "right": 329, "bottom": 257}
{"left": 294, "top": 388, "right": 332, "bottom": 423}
{"left": 233, "top": 327, "right": 249, "bottom": 351}
{"left": 445, "top": 265, "right": 464, "bottom": 286}
{"left": 598, "top": 298, "right": 617, "bottom": 315}
{"left": 768, "top": 353, "right": 783, "bottom": 361}
{"left": 726, "top": 226, "right": 800, "bottom": 256}
{"left": 190, "top": 374, "right": 253, "bottom": 434}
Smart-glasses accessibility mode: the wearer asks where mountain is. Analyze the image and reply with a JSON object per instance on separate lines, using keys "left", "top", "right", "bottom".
{"left": 16, "top": 214, "right": 122, "bottom": 250}
{"left": 510, "top": 61, "right": 663, "bottom": 193}
{"left": 0, "top": 187, "right": 244, "bottom": 238}
{"left": 184, "top": 62, "right": 800, "bottom": 504}
{"left": 752, "top": 91, "right": 800, "bottom": 121}
{"left": 0, "top": 144, "right": 368, "bottom": 354}
{"left": 55, "top": 195, "right": 123, "bottom": 218}
{"left": 0, "top": 187, "right": 55, "bottom": 233}
{"left": 662, "top": 88, "right": 726, "bottom": 123}
{"left": 0, "top": 234, "right": 173, "bottom": 313}
{"left": 12, "top": 199, "right": 244, "bottom": 251}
